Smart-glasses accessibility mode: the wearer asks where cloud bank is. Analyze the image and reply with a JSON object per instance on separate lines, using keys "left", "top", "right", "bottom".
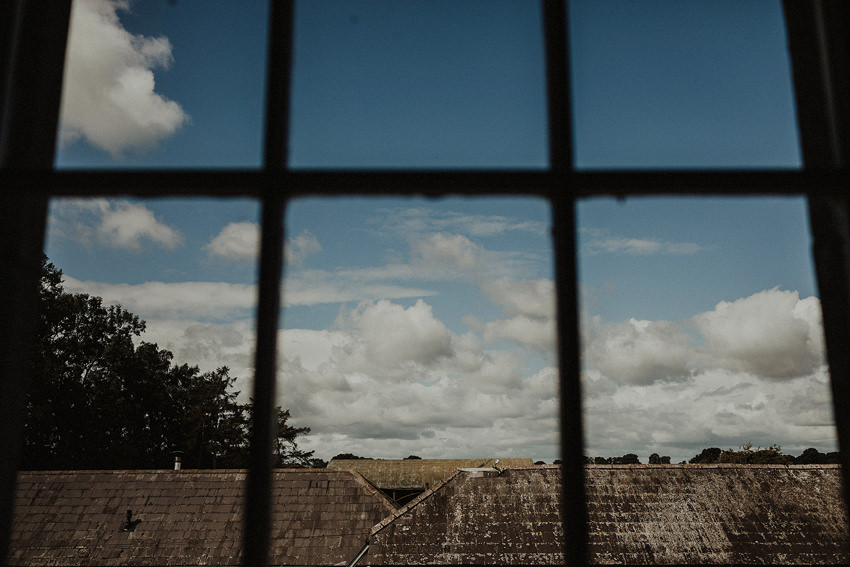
{"left": 50, "top": 200, "right": 835, "bottom": 464}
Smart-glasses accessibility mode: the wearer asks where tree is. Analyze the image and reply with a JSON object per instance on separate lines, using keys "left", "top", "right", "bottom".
{"left": 23, "top": 257, "right": 313, "bottom": 470}
{"left": 331, "top": 453, "right": 371, "bottom": 461}
{"left": 718, "top": 443, "right": 793, "bottom": 464}
{"left": 613, "top": 453, "right": 640, "bottom": 465}
{"left": 689, "top": 447, "right": 722, "bottom": 464}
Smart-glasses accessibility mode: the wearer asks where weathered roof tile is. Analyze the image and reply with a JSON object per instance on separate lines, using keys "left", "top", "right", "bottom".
{"left": 367, "top": 465, "right": 850, "bottom": 565}
{"left": 11, "top": 469, "right": 395, "bottom": 566}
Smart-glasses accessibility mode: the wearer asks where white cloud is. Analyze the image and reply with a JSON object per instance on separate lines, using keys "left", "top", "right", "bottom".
{"left": 283, "top": 272, "right": 437, "bottom": 307}
{"left": 582, "top": 228, "right": 705, "bottom": 256}
{"left": 372, "top": 207, "right": 548, "bottom": 238}
{"left": 584, "top": 317, "right": 692, "bottom": 385}
{"left": 285, "top": 230, "right": 322, "bottom": 266}
{"left": 580, "top": 288, "right": 834, "bottom": 463}
{"left": 50, "top": 198, "right": 182, "bottom": 251}
{"left": 205, "top": 221, "right": 259, "bottom": 262}
{"left": 58, "top": 0, "right": 189, "bottom": 157}
{"left": 582, "top": 367, "right": 836, "bottom": 464}
{"left": 692, "top": 289, "right": 824, "bottom": 378}
{"left": 63, "top": 276, "right": 255, "bottom": 321}
{"left": 332, "top": 299, "right": 454, "bottom": 380}
{"left": 411, "top": 233, "right": 483, "bottom": 272}
{"left": 483, "top": 278, "right": 555, "bottom": 319}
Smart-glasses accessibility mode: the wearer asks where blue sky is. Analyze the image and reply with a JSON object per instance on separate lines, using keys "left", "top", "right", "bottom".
{"left": 46, "top": 0, "right": 834, "bottom": 464}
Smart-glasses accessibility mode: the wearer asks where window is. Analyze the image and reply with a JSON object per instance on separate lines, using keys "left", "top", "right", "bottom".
{"left": 3, "top": 2, "right": 850, "bottom": 566}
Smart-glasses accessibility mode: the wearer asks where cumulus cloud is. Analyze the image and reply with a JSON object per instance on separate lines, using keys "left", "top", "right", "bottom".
{"left": 50, "top": 198, "right": 182, "bottom": 251}
{"left": 692, "top": 289, "right": 824, "bottom": 378}
{"left": 205, "top": 222, "right": 259, "bottom": 262}
{"left": 483, "top": 278, "right": 555, "bottom": 319}
{"left": 277, "top": 300, "right": 561, "bottom": 460}
{"left": 581, "top": 288, "right": 833, "bottom": 463}
{"left": 582, "top": 367, "right": 836, "bottom": 464}
{"left": 59, "top": 0, "right": 189, "bottom": 157}
{"left": 332, "top": 299, "right": 453, "bottom": 380}
{"left": 584, "top": 318, "right": 692, "bottom": 385}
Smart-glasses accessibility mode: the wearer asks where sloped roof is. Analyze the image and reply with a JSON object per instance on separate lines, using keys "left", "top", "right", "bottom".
{"left": 326, "top": 458, "right": 534, "bottom": 490}
{"left": 366, "top": 465, "right": 850, "bottom": 565}
{"left": 10, "top": 469, "right": 396, "bottom": 567}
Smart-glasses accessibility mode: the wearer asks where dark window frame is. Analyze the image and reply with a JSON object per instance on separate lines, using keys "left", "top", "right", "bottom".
{"left": 2, "top": 2, "right": 850, "bottom": 566}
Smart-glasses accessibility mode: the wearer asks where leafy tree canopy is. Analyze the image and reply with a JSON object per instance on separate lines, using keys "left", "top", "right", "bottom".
{"left": 23, "top": 257, "right": 313, "bottom": 470}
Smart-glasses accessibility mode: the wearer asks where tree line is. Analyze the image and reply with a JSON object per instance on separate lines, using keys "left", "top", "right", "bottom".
{"left": 22, "top": 257, "right": 316, "bottom": 470}
{"left": 585, "top": 444, "right": 840, "bottom": 465}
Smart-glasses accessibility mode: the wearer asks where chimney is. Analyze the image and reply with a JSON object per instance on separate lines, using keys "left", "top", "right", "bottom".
{"left": 174, "top": 452, "right": 182, "bottom": 470}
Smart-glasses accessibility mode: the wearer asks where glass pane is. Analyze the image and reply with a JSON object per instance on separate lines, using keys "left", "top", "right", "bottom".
{"left": 289, "top": 1, "right": 548, "bottom": 169}
{"left": 35, "top": 197, "right": 260, "bottom": 469}
{"left": 578, "top": 196, "right": 836, "bottom": 464}
{"left": 55, "top": 0, "right": 268, "bottom": 168}
{"left": 570, "top": 1, "right": 801, "bottom": 169}
{"left": 280, "top": 197, "right": 558, "bottom": 470}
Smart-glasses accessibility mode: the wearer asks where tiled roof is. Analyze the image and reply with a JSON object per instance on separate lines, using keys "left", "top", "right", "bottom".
{"left": 366, "top": 465, "right": 850, "bottom": 565}
{"left": 326, "top": 458, "right": 534, "bottom": 490}
{"left": 10, "top": 469, "right": 396, "bottom": 567}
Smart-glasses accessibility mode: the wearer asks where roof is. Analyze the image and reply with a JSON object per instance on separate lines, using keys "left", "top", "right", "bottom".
{"left": 326, "top": 458, "right": 534, "bottom": 490}
{"left": 10, "top": 469, "right": 396, "bottom": 567}
{"left": 366, "top": 465, "right": 850, "bottom": 565}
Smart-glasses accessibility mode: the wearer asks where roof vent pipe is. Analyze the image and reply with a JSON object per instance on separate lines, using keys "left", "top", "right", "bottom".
{"left": 174, "top": 454, "right": 182, "bottom": 470}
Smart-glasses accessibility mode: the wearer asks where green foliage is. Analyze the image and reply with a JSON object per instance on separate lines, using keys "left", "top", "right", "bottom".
{"left": 23, "top": 257, "right": 313, "bottom": 470}
{"left": 718, "top": 443, "right": 794, "bottom": 465}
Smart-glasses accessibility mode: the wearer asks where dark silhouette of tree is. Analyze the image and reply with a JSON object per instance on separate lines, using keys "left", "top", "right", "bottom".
{"left": 689, "top": 447, "right": 722, "bottom": 464}
{"left": 613, "top": 453, "right": 641, "bottom": 464}
{"left": 718, "top": 443, "right": 794, "bottom": 464}
{"left": 23, "top": 257, "right": 312, "bottom": 470}
{"left": 794, "top": 447, "right": 840, "bottom": 464}
{"left": 331, "top": 453, "right": 371, "bottom": 460}
{"left": 404, "top": 455, "right": 422, "bottom": 460}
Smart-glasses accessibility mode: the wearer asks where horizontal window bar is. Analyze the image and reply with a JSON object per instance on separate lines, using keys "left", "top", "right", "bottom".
{"left": 5, "top": 170, "right": 850, "bottom": 198}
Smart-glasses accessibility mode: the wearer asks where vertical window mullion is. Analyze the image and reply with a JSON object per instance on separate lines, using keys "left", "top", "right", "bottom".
{"left": 243, "top": 2, "right": 294, "bottom": 567}
{"left": 0, "top": 1, "right": 71, "bottom": 563}
{"left": 544, "top": 1, "right": 588, "bottom": 565}
{"left": 783, "top": 0, "right": 850, "bottom": 522}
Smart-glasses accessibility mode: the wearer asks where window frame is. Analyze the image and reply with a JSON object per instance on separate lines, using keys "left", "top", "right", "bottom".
{"left": 2, "top": 2, "right": 850, "bottom": 567}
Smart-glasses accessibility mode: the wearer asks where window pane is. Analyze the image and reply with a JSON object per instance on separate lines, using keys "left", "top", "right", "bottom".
{"left": 578, "top": 196, "right": 836, "bottom": 464}
{"left": 36, "top": 197, "right": 260, "bottom": 470}
{"left": 54, "top": 0, "right": 268, "bottom": 169}
{"left": 280, "top": 197, "right": 558, "bottom": 466}
{"left": 289, "top": 1, "right": 548, "bottom": 169}
{"left": 570, "top": 1, "right": 801, "bottom": 169}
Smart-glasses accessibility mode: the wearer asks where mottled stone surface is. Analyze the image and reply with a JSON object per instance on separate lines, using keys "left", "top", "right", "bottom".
{"left": 367, "top": 465, "right": 850, "bottom": 565}
{"left": 10, "top": 469, "right": 395, "bottom": 566}
{"left": 327, "top": 458, "right": 533, "bottom": 490}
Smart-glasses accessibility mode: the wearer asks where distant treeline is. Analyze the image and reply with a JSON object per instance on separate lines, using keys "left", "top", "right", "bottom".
{"left": 585, "top": 444, "right": 841, "bottom": 465}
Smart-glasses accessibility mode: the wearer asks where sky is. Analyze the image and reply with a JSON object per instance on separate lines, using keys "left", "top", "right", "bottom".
{"left": 45, "top": 0, "right": 835, "bottom": 465}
